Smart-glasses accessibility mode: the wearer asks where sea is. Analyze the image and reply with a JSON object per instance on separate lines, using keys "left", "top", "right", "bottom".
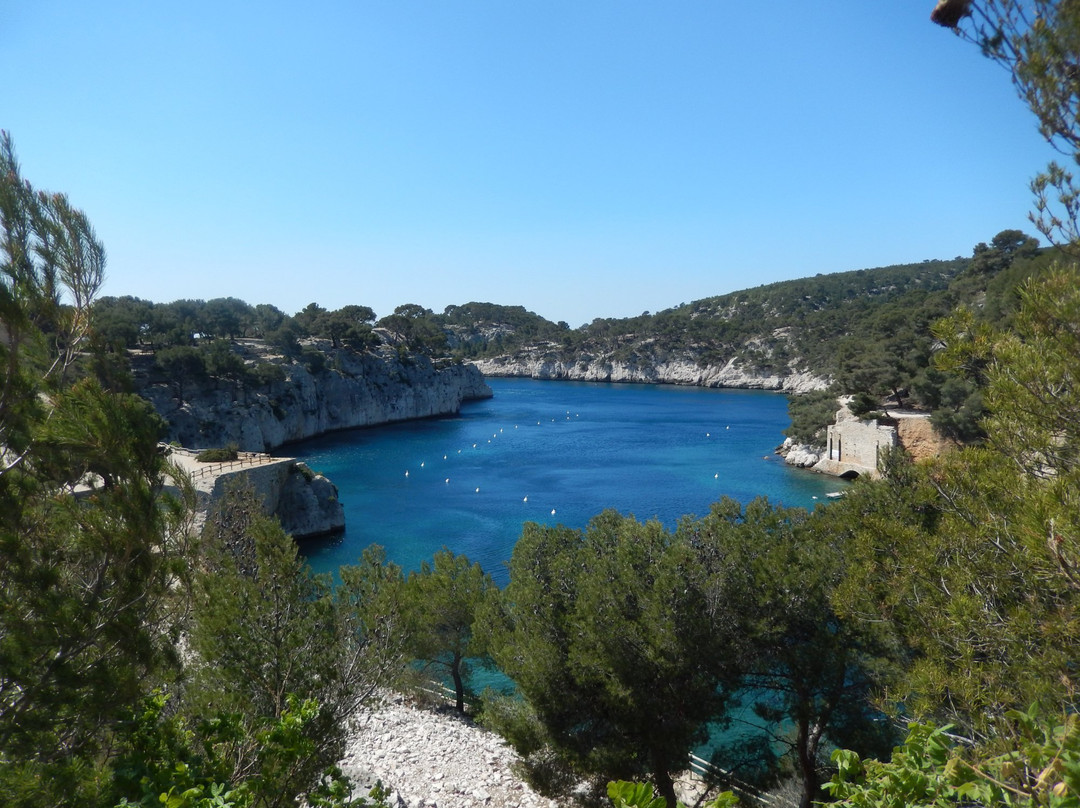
{"left": 286, "top": 377, "right": 844, "bottom": 583}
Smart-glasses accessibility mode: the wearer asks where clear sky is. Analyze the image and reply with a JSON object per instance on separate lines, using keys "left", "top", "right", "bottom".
{"left": 2, "top": 1, "right": 1056, "bottom": 327}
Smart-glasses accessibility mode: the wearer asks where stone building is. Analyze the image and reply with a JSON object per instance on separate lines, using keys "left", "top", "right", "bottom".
{"left": 814, "top": 408, "right": 898, "bottom": 479}
{"left": 813, "top": 404, "right": 955, "bottom": 479}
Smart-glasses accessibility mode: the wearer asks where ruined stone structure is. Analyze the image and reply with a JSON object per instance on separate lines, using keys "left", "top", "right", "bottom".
{"left": 814, "top": 408, "right": 898, "bottom": 479}
{"left": 812, "top": 404, "right": 956, "bottom": 479}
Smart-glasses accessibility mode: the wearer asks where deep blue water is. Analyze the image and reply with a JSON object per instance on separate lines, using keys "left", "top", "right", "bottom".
{"left": 285, "top": 378, "right": 843, "bottom": 582}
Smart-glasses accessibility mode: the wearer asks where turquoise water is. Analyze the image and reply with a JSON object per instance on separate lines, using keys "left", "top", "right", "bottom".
{"left": 286, "top": 378, "right": 843, "bottom": 581}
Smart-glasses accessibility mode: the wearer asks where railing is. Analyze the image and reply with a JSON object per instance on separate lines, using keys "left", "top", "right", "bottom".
{"left": 415, "top": 680, "right": 472, "bottom": 711}
{"left": 686, "top": 754, "right": 795, "bottom": 808}
{"left": 161, "top": 444, "right": 287, "bottom": 481}
{"left": 186, "top": 455, "right": 281, "bottom": 480}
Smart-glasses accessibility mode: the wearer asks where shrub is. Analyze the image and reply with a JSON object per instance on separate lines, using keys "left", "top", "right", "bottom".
{"left": 196, "top": 445, "right": 239, "bottom": 463}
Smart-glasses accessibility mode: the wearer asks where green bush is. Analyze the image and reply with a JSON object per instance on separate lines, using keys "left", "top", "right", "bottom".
{"left": 784, "top": 388, "right": 839, "bottom": 445}
{"left": 196, "top": 445, "right": 239, "bottom": 463}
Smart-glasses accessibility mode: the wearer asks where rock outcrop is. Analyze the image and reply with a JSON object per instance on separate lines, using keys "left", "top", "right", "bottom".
{"left": 471, "top": 352, "right": 828, "bottom": 394}
{"left": 170, "top": 449, "right": 344, "bottom": 540}
{"left": 778, "top": 437, "right": 825, "bottom": 468}
{"left": 142, "top": 342, "right": 493, "bottom": 453}
{"left": 273, "top": 462, "right": 345, "bottom": 539}
{"left": 896, "top": 415, "right": 958, "bottom": 462}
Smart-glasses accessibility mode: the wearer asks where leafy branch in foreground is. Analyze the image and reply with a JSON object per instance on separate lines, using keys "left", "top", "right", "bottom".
{"left": 826, "top": 707, "right": 1080, "bottom": 808}
{"left": 933, "top": 1, "right": 1080, "bottom": 251}
{"left": 1, "top": 132, "right": 194, "bottom": 808}
{"left": 607, "top": 779, "right": 737, "bottom": 808}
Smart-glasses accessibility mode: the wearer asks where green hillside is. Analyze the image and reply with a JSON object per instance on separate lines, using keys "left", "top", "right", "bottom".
{"left": 436, "top": 230, "right": 1052, "bottom": 444}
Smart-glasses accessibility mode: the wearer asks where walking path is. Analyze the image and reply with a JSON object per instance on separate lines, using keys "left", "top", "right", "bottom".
{"left": 165, "top": 445, "right": 291, "bottom": 493}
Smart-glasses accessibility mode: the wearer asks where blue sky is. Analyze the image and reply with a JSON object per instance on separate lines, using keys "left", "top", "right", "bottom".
{"left": 2, "top": 1, "right": 1056, "bottom": 326}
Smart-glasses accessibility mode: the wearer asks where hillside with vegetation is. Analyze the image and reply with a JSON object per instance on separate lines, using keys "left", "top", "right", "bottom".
{"left": 435, "top": 230, "right": 1052, "bottom": 448}
{"left": 89, "top": 293, "right": 490, "bottom": 452}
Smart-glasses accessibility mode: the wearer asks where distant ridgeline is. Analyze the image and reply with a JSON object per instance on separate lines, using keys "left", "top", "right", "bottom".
{"left": 433, "top": 229, "right": 1053, "bottom": 449}
{"left": 92, "top": 229, "right": 1051, "bottom": 456}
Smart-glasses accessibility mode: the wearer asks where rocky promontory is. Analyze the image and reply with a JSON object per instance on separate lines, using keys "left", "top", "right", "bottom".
{"left": 139, "top": 340, "right": 492, "bottom": 453}
{"left": 167, "top": 448, "right": 345, "bottom": 540}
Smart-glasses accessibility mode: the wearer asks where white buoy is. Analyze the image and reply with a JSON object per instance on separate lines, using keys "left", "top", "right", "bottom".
{"left": 445, "top": 478, "right": 450, "bottom": 484}
{"left": 550, "top": 508, "right": 556, "bottom": 515}
{"left": 523, "top": 496, "right": 528, "bottom": 502}
{"left": 714, "top": 473, "right": 719, "bottom": 479}
{"left": 420, "top": 462, "right": 424, "bottom": 468}
{"left": 405, "top": 471, "right": 409, "bottom": 477}
{"left": 475, "top": 487, "right": 480, "bottom": 493}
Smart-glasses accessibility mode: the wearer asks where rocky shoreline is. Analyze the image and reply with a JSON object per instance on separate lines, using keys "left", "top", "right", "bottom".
{"left": 470, "top": 355, "right": 828, "bottom": 395}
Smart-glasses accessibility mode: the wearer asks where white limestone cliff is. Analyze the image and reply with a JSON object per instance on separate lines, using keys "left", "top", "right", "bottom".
{"left": 470, "top": 352, "right": 828, "bottom": 394}
{"left": 144, "top": 343, "right": 492, "bottom": 453}
{"left": 778, "top": 437, "right": 825, "bottom": 468}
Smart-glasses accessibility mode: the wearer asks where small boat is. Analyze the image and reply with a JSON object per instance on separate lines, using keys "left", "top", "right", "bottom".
{"left": 826, "top": 491, "right": 845, "bottom": 499}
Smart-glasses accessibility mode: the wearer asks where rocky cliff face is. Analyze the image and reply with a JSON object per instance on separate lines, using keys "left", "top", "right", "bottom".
{"left": 471, "top": 351, "right": 828, "bottom": 394}
{"left": 895, "top": 415, "right": 958, "bottom": 461}
{"left": 172, "top": 451, "right": 345, "bottom": 540}
{"left": 143, "top": 343, "right": 493, "bottom": 453}
{"left": 273, "top": 463, "right": 346, "bottom": 539}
